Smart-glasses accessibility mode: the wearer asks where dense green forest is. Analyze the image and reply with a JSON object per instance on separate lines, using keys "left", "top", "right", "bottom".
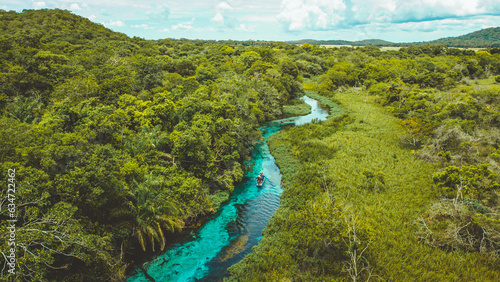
{"left": 0, "top": 9, "right": 306, "bottom": 281}
{"left": 1, "top": 8, "right": 500, "bottom": 282}
{"left": 427, "top": 27, "right": 500, "bottom": 48}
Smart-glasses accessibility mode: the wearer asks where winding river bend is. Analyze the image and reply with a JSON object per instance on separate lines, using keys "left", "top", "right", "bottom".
{"left": 128, "top": 95, "right": 329, "bottom": 282}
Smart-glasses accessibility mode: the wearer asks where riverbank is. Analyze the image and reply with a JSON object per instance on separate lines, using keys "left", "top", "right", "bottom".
{"left": 281, "top": 98, "right": 312, "bottom": 118}
{"left": 227, "top": 87, "right": 500, "bottom": 280}
{"left": 124, "top": 96, "right": 318, "bottom": 275}
{"left": 127, "top": 96, "right": 329, "bottom": 281}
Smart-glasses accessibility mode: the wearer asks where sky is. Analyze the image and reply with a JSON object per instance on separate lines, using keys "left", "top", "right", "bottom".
{"left": 2, "top": 0, "right": 500, "bottom": 43}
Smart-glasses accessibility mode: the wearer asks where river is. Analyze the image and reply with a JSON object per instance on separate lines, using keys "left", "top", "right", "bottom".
{"left": 128, "top": 95, "right": 329, "bottom": 282}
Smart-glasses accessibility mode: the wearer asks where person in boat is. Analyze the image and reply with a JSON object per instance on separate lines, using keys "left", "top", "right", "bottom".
{"left": 256, "top": 172, "right": 265, "bottom": 184}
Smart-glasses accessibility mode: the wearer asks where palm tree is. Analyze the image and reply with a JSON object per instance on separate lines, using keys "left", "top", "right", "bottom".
{"left": 124, "top": 125, "right": 174, "bottom": 164}
{"left": 113, "top": 175, "right": 183, "bottom": 251}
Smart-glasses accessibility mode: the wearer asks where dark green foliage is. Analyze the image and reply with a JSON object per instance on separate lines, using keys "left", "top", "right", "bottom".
{"left": 426, "top": 27, "right": 500, "bottom": 48}
{"left": 462, "top": 197, "right": 491, "bottom": 214}
{"left": 0, "top": 9, "right": 306, "bottom": 281}
{"left": 438, "top": 150, "right": 452, "bottom": 162}
{"left": 433, "top": 164, "right": 499, "bottom": 199}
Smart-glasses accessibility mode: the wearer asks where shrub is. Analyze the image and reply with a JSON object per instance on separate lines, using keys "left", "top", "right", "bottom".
{"left": 416, "top": 199, "right": 500, "bottom": 263}
{"left": 432, "top": 163, "right": 499, "bottom": 199}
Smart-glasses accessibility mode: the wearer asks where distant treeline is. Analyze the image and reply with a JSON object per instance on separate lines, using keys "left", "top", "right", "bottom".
{"left": 288, "top": 27, "right": 500, "bottom": 48}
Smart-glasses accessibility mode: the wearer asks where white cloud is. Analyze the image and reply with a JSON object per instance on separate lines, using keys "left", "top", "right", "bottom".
{"left": 52, "top": 2, "right": 89, "bottom": 12}
{"left": 240, "top": 14, "right": 278, "bottom": 23}
{"left": 398, "top": 16, "right": 498, "bottom": 34}
{"left": 149, "top": 5, "right": 170, "bottom": 21}
{"left": 33, "top": 1, "right": 46, "bottom": 9}
{"left": 172, "top": 23, "right": 193, "bottom": 30}
{"left": 276, "top": 0, "right": 500, "bottom": 33}
{"left": 132, "top": 24, "right": 154, "bottom": 29}
{"left": 69, "top": 3, "right": 81, "bottom": 11}
{"left": 172, "top": 18, "right": 195, "bottom": 30}
{"left": 277, "top": 0, "right": 346, "bottom": 31}
{"left": 103, "top": 20, "right": 125, "bottom": 27}
{"left": 348, "top": 0, "right": 495, "bottom": 25}
{"left": 211, "top": 12, "right": 224, "bottom": 24}
{"left": 2, "top": 0, "right": 498, "bottom": 42}
{"left": 235, "top": 23, "right": 257, "bottom": 32}
{"left": 211, "top": 1, "right": 239, "bottom": 28}
{"left": 217, "top": 1, "right": 234, "bottom": 10}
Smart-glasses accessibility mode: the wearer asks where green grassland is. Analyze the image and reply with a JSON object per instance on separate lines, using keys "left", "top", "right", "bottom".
{"left": 228, "top": 86, "right": 500, "bottom": 281}
{"left": 282, "top": 99, "right": 312, "bottom": 118}
{"left": 476, "top": 76, "right": 500, "bottom": 86}
{"left": 321, "top": 45, "right": 404, "bottom": 52}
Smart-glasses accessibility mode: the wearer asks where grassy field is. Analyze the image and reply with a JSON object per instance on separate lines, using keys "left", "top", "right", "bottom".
{"left": 319, "top": 45, "right": 402, "bottom": 51}
{"left": 380, "top": 46, "right": 402, "bottom": 51}
{"left": 228, "top": 86, "right": 500, "bottom": 281}
{"left": 476, "top": 75, "right": 500, "bottom": 85}
{"left": 282, "top": 100, "right": 311, "bottom": 117}
{"left": 320, "top": 44, "right": 354, "bottom": 48}
{"left": 460, "top": 75, "right": 500, "bottom": 92}
{"left": 318, "top": 45, "right": 485, "bottom": 52}
{"left": 323, "top": 90, "right": 498, "bottom": 280}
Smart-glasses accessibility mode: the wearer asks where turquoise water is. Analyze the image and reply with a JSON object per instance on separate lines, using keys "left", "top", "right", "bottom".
{"left": 128, "top": 95, "right": 329, "bottom": 282}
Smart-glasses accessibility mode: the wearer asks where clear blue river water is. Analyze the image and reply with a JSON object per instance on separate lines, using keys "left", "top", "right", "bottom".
{"left": 128, "top": 95, "right": 329, "bottom": 282}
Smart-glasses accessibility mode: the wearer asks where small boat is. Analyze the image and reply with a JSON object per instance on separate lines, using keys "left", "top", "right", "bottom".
{"left": 257, "top": 176, "right": 265, "bottom": 187}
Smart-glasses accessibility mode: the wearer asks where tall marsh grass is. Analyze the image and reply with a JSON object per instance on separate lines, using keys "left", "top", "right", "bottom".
{"left": 228, "top": 88, "right": 500, "bottom": 281}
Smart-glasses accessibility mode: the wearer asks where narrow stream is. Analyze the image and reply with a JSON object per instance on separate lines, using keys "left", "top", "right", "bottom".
{"left": 128, "top": 95, "right": 329, "bottom": 282}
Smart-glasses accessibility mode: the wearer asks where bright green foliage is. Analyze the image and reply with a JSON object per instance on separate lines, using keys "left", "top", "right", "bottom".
{"left": 0, "top": 9, "right": 308, "bottom": 281}
{"left": 229, "top": 191, "right": 355, "bottom": 281}
{"left": 399, "top": 117, "right": 436, "bottom": 147}
{"left": 113, "top": 175, "right": 184, "bottom": 252}
{"left": 229, "top": 32, "right": 499, "bottom": 282}
{"left": 238, "top": 51, "right": 261, "bottom": 68}
{"left": 51, "top": 76, "right": 99, "bottom": 104}
{"left": 281, "top": 98, "right": 311, "bottom": 117}
{"left": 433, "top": 164, "right": 499, "bottom": 199}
